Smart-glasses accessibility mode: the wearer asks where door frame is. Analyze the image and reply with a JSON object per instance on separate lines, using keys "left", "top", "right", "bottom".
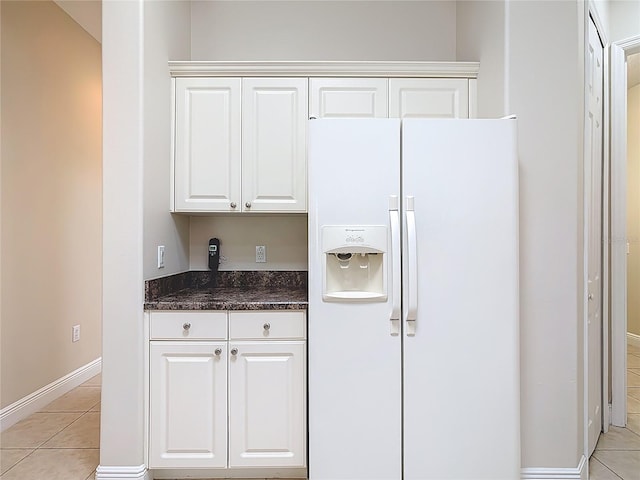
{"left": 610, "top": 33, "right": 640, "bottom": 427}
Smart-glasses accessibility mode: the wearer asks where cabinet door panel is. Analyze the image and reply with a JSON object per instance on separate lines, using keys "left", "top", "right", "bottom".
{"left": 389, "top": 78, "right": 469, "bottom": 118}
{"left": 242, "top": 78, "right": 307, "bottom": 212}
{"left": 174, "top": 78, "right": 241, "bottom": 212}
{"left": 229, "top": 341, "right": 306, "bottom": 467}
{"left": 310, "top": 78, "right": 388, "bottom": 118}
{"left": 149, "top": 341, "right": 227, "bottom": 468}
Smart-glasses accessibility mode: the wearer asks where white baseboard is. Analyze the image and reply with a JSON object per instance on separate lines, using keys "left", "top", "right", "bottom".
{"left": 96, "top": 465, "right": 150, "bottom": 480}
{"left": 0, "top": 357, "right": 102, "bottom": 432}
{"left": 628, "top": 332, "right": 640, "bottom": 349}
{"left": 521, "top": 455, "right": 587, "bottom": 479}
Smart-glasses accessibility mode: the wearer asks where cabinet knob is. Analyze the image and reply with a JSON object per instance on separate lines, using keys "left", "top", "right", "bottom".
{"left": 231, "top": 348, "right": 238, "bottom": 356}
{"left": 263, "top": 323, "right": 271, "bottom": 331}
{"left": 214, "top": 348, "right": 222, "bottom": 356}
{"left": 182, "top": 323, "right": 191, "bottom": 331}
{"left": 245, "top": 202, "right": 251, "bottom": 208}
{"left": 230, "top": 202, "right": 237, "bottom": 209}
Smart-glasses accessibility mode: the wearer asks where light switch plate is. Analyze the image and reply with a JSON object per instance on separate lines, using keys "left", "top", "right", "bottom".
{"left": 158, "top": 246, "right": 165, "bottom": 268}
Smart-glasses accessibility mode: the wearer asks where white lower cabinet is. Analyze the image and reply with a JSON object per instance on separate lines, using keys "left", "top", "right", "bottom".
{"left": 149, "top": 341, "right": 228, "bottom": 468}
{"left": 229, "top": 341, "right": 306, "bottom": 467}
{"left": 148, "top": 310, "right": 307, "bottom": 473}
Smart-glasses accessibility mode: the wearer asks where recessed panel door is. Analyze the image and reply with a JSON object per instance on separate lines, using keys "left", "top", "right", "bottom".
{"left": 228, "top": 341, "right": 306, "bottom": 468}
{"left": 149, "top": 341, "right": 227, "bottom": 468}
{"left": 174, "top": 78, "right": 241, "bottom": 212}
{"left": 309, "top": 78, "right": 388, "bottom": 118}
{"left": 389, "top": 78, "right": 469, "bottom": 119}
{"left": 586, "top": 16, "right": 604, "bottom": 456}
{"left": 242, "top": 78, "right": 307, "bottom": 212}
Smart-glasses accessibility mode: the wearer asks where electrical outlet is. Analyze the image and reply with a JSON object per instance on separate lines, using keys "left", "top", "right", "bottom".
{"left": 256, "top": 245, "right": 266, "bottom": 263}
{"left": 157, "top": 245, "right": 165, "bottom": 268}
{"left": 72, "top": 325, "right": 81, "bottom": 343}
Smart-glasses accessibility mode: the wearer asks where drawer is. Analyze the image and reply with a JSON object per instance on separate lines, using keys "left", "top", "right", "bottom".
{"left": 150, "top": 311, "right": 228, "bottom": 340}
{"left": 229, "top": 311, "right": 306, "bottom": 340}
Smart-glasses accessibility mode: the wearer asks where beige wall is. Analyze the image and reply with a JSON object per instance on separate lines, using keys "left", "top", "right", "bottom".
{"left": 628, "top": 83, "right": 640, "bottom": 337}
{"left": 0, "top": 0, "right": 102, "bottom": 408}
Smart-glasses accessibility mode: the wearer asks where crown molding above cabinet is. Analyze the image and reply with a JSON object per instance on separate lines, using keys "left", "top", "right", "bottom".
{"left": 168, "top": 61, "right": 480, "bottom": 78}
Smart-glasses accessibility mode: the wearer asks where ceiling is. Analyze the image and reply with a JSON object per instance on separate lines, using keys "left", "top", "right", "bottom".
{"left": 54, "top": 0, "right": 101, "bottom": 43}
{"left": 50, "top": 1, "right": 640, "bottom": 89}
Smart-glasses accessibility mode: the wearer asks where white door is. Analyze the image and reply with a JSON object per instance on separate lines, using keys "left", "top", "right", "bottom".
{"left": 402, "top": 119, "right": 520, "bottom": 480}
{"left": 149, "top": 341, "right": 227, "bottom": 468}
{"left": 309, "top": 78, "right": 388, "bottom": 118}
{"left": 242, "top": 78, "right": 307, "bottom": 212}
{"left": 389, "top": 78, "right": 469, "bottom": 118}
{"left": 228, "top": 341, "right": 306, "bottom": 468}
{"left": 174, "top": 78, "right": 241, "bottom": 212}
{"left": 586, "top": 16, "right": 604, "bottom": 455}
{"left": 307, "top": 119, "right": 402, "bottom": 480}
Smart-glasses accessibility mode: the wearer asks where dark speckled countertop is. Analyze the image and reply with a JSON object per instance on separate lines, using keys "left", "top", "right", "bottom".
{"left": 144, "top": 271, "right": 308, "bottom": 311}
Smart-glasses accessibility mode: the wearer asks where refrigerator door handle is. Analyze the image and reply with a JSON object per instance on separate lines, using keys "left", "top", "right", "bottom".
{"left": 389, "top": 196, "right": 401, "bottom": 336}
{"left": 405, "top": 196, "right": 418, "bottom": 336}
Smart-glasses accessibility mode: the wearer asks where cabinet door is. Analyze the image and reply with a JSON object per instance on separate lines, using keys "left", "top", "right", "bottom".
{"left": 389, "top": 78, "right": 469, "bottom": 119}
{"left": 228, "top": 341, "right": 306, "bottom": 468}
{"left": 242, "top": 78, "right": 308, "bottom": 212}
{"left": 149, "top": 341, "right": 227, "bottom": 468}
{"left": 174, "top": 78, "right": 242, "bottom": 212}
{"left": 309, "top": 78, "right": 388, "bottom": 118}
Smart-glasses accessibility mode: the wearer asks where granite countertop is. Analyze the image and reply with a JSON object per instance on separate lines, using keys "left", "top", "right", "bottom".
{"left": 144, "top": 271, "right": 308, "bottom": 311}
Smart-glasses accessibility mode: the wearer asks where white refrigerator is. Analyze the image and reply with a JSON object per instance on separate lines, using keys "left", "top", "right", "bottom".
{"left": 308, "top": 118, "right": 520, "bottom": 480}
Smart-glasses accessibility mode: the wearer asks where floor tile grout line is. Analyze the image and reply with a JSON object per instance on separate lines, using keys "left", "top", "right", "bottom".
{"left": 592, "top": 456, "right": 624, "bottom": 480}
{"left": 0, "top": 446, "right": 38, "bottom": 478}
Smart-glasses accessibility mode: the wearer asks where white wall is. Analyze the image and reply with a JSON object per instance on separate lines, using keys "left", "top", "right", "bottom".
{"left": 190, "top": 216, "right": 307, "bottom": 271}
{"left": 610, "top": 0, "right": 640, "bottom": 42}
{"left": 459, "top": 1, "right": 586, "bottom": 469}
{"left": 100, "top": 0, "right": 190, "bottom": 471}
{"left": 1, "top": 0, "right": 102, "bottom": 409}
{"left": 143, "top": 2, "right": 191, "bottom": 281}
{"left": 628, "top": 83, "right": 640, "bottom": 337}
{"left": 456, "top": 1, "right": 507, "bottom": 118}
{"left": 190, "top": 0, "right": 456, "bottom": 61}
{"left": 507, "top": 0, "right": 584, "bottom": 469}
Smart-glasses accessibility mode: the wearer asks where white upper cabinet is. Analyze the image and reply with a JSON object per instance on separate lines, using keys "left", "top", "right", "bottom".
{"left": 309, "top": 78, "right": 388, "bottom": 118}
{"left": 242, "top": 78, "right": 308, "bottom": 212}
{"left": 389, "top": 78, "right": 469, "bottom": 118}
{"left": 170, "top": 62, "right": 479, "bottom": 214}
{"left": 174, "top": 78, "right": 241, "bottom": 212}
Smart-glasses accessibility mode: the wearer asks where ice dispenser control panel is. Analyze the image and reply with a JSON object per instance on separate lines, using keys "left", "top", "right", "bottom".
{"left": 322, "top": 225, "right": 387, "bottom": 302}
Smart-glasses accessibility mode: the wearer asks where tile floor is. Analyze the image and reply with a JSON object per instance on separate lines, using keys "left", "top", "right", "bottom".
{"left": 0, "top": 374, "right": 101, "bottom": 480}
{"left": 589, "top": 341, "right": 640, "bottom": 479}
{"left": 1, "top": 347, "right": 639, "bottom": 480}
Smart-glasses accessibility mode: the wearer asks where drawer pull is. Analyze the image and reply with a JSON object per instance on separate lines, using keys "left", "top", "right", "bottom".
{"left": 231, "top": 348, "right": 238, "bottom": 356}
{"left": 214, "top": 348, "right": 222, "bottom": 356}
{"left": 182, "top": 323, "right": 191, "bottom": 331}
{"left": 263, "top": 323, "right": 271, "bottom": 331}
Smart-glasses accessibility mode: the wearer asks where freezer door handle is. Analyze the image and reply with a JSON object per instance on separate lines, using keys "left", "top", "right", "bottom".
{"left": 389, "top": 196, "right": 401, "bottom": 336}
{"left": 405, "top": 196, "right": 418, "bottom": 336}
